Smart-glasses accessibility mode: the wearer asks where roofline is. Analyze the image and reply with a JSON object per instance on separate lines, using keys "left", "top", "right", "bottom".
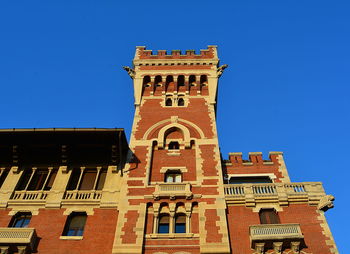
{"left": 0, "top": 128, "right": 125, "bottom": 133}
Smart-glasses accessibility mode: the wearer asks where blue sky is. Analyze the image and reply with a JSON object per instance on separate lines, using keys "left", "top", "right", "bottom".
{"left": 0, "top": 0, "right": 348, "bottom": 251}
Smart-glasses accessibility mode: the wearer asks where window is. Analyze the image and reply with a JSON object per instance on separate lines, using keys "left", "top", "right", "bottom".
{"left": 165, "top": 171, "right": 182, "bottom": 183}
{"left": 158, "top": 214, "right": 170, "bottom": 234}
{"left": 16, "top": 168, "right": 57, "bottom": 191}
{"left": 259, "top": 209, "right": 280, "bottom": 224}
{"left": 62, "top": 212, "right": 87, "bottom": 236}
{"left": 177, "top": 75, "right": 185, "bottom": 87}
{"left": 168, "top": 141, "right": 179, "bottom": 150}
{"left": 165, "top": 98, "right": 172, "bottom": 106}
{"left": 175, "top": 214, "right": 186, "bottom": 233}
{"left": 178, "top": 98, "right": 185, "bottom": 106}
{"left": 66, "top": 167, "right": 107, "bottom": 191}
{"left": 9, "top": 212, "right": 32, "bottom": 228}
{"left": 0, "top": 168, "right": 9, "bottom": 189}
{"left": 228, "top": 176, "right": 272, "bottom": 184}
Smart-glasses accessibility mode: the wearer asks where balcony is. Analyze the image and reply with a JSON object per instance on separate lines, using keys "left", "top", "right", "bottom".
{"left": 224, "top": 182, "right": 326, "bottom": 206}
{"left": 0, "top": 228, "right": 37, "bottom": 253}
{"left": 250, "top": 224, "right": 304, "bottom": 253}
{"left": 10, "top": 190, "right": 49, "bottom": 202}
{"left": 63, "top": 190, "right": 102, "bottom": 201}
{"left": 153, "top": 183, "right": 192, "bottom": 200}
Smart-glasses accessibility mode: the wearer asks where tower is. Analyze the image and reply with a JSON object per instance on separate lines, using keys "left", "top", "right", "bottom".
{"left": 113, "top": 46, "right": 230, "bottom": 253}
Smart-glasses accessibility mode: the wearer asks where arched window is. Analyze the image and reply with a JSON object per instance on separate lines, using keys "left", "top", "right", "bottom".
{"left": 158, "top": 214, "right": 170, "bottom": 233}
{"left": 165, "top": 170, "right": 182, "bottom": 183}
{"left": 63, "top": 212, "right": 87, "bottom": 236}
{"left": 178, "top": 98, "right": 185, "bottom": 106}
{"left": 189, "top": 75, "right": 196, "bottom": 86}
{"left": 175, "top": 214, "right": 186, "bottom": 233}
{"left": 143, "top": 76, "right": 151, "bottom": 87}
{"left": 168, "top": 141, "right": 179, "bottom": 150}
{"left": 9, "top": 212, "right": 32, "bottom": 228}
{"left": 259, "top": 209, "right": 280, "bottom": 224}
{"left": 177, "top": 75, "right": 185, "bottom": 87}
{"left": 165, "top": 98, "right": 172, "bottom": 106}
{"left": 200, "top": 75, "right": 208, "bottom": 86}
{"left": 154, "top": 75, "right": 162, "bottom": 86}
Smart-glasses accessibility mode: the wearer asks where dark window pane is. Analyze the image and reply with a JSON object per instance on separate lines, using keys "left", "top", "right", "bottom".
{"left": 10, "top": 213, "right": 32, "bottom": 228}
{"left": 168, "top": 142, "right": 179, "bottom": 150}
{"left": 175, "top": 214, "right": 186, "bottom": 233}
{"left": 0, "top": 169, "right": 9, "bottom": 188}
{"left": 16, "top": 170, "right": 32, "bottom": 190}
{"left": 259, "top": 209, "right": 280, "bottom": 224}
{"left": 229, "top": 176, "right": 272, "bottom": 184}
{"left": 79, "top": 170, "right": 97, "bottom": 190}
{"left": 67, "top": 169, "right": 81, "bottom": 190}
{"left": 63, "top": 212, "right": 87, "bottom": 236}
{"left": 178, "top": 98, "right": 184, "bottom": 106}
{"left": 44, "top": 170, "right": 57, "bottom": 190}
{"left": 158, "top": 214, "right": 169, "bottom": 234}
{"left": 166, "top": 98, "right": 172, "bottom": 106}
{"left": 27, "top": 170, "right": 48, "bottom": 190}
{"left": 96, "top": 169, "right": 107, "bottom": 190}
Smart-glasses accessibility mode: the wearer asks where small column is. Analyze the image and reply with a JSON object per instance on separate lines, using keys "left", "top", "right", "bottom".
{"left": 273, "top": 242, "right": 283, "bottom": 253}
{"left": 254, "top": 242, "right": 265, "bottom": 253}
{"left": 0, "top": 246, "right": 9, "bottom": 254}
{"left": 17, "top": 246, "right": 27, "bottom": 254}
{"left": 45, "top": 165, "right": 71, "bottom": 208}
{"left": 0, "top": 166, "right": 24, "bottom": 208}
{"left": 290, "top": 241, "right": 300, "bottom": 253}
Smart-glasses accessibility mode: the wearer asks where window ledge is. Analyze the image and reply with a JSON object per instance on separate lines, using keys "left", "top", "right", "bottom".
{"left": 60, "top": 236, "right": 83, "bottom": 240}
{"left": 146, "top": 233, "right": 197, "bottom": 239}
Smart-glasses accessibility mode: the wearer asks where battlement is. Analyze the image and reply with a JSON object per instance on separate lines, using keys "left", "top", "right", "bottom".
{"left": 224, "top": 152, "right": 283, "bottom": 166}
{"left": 134, "top": 45, "right": 218, "bottom": 60}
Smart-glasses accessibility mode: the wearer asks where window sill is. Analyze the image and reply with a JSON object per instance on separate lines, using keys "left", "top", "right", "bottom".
{"left": 146, "top": 233, "right": 197, "bottom": 239}
{"left": 60, "top": 236, "right": 83, "bottom": 240}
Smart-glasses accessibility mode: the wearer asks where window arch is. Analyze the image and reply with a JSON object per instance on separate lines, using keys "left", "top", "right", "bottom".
{"left": 62, "top": 212, "right": 87, "bottom": 236}
{"left": 200, "top": 75, "right": 208, "bottom": 86}
{"left": 143, "top": 76, "right": 151, "bottom": 87}
{"left": 178, "top": 97, "right": 185, "bottom": 106}
{"left": 189, "top": 75, "right": 196, "bottom": 86}
{"left": 177, "top": 75, "right": 185, "bottom": 87}
{"left": 154, "top": 75, "right": 162, "bottom": 86}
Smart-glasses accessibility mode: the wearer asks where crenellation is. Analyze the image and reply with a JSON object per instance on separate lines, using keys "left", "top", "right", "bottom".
{"left": 226, "top": 152, "right": 276, "bottom": 166}
{"left": 136, "top": 46, "right": 217, "bottom": 60}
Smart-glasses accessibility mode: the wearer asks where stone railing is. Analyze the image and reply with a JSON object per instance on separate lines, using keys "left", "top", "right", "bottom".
{"left": 250, "top": 224, "right": 303, "bottom": 252}
{"left": 224, "top": 182, "right": 325, "bottom": 206}
{"left": 63, "top": 190, "right": 102, "bottom": 201}
{"left": 10, "top": 190, "right": 49, "bottom": 201}
{"left": 153, "top": 183, "right": 192, "bottom": 200}
{"left": 0, "top": 227, "right": 37, "bottom": 252}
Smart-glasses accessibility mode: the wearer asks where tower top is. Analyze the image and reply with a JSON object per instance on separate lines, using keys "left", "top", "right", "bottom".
{"left": 133, "top": 45, "right": 219, "bottom": 64}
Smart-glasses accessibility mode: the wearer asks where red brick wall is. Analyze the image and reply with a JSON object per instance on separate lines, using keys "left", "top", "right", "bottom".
{"left": 227, "top": 205, "right": 332, "bottom": 254}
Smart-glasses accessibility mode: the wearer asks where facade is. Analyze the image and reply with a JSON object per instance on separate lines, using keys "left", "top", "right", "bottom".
{"left": 0, "top": 46, "right": 337, "bottom": 254}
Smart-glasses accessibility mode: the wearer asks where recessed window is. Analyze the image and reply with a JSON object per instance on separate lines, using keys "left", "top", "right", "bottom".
{"left": 158, "top": 214, "right": 170, "bottom": 234}
{"left": 178, "top": 98, "right": 185, "bottom": 106}
{"left": 62, "top": 212, "right": 87, "bottom": 236}
{"left": 66, "top": 168, "right": 107, "bottom": 191}
{"left": 259, "top": 209, "right": 280, "bottom": 224}
{"left": 165, "top": 171, "right": 182, "bottom": 183}
{"left": 228, "top": 176, "right": 272, "bottom": 184}
{"left": 168, "top": 141, "right": 180, "bottom": 150}
{"left": 9, "top": 212, "right": 32, "bottom": 228}
{"left": 165, "top": 98, "right": 173, "bottom": 106}
{"left": 16, "top": 168, "right": 57, "bottom": 191}
{"left": 175, "top": 214, "right": 186, "bottom": 233}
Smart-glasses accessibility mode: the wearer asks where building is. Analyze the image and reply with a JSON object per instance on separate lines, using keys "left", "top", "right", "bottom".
{"left": 0, "top": 46, "right": 337, "bottom": 254}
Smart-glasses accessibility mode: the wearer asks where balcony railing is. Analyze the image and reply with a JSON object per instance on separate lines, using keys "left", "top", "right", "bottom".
{"left": 224, "top": 182, "right": 325, "bottom": 205}
{"left": 153, "top": 183, "right": 192, "bottom": 200}
{"left": 63, "top": 190, "right": 102, "bottom": 200}
{"left": 250, "top": 224, "right": 304, "bottom": 252}
{"left": 10, "top": 190, "right": 49, "bottom": 201}
{"left": 0, "top": 227, "right": 37, "bottom": 251}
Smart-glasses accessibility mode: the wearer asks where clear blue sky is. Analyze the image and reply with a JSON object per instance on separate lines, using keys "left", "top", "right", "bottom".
{"left": 0, "top": 0, "right": 348, "bottom": 251}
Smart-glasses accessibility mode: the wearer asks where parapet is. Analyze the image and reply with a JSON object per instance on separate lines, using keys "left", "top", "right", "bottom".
{"left": 224, "top": 152, "right": 284, "bottom": 166}
{"left": 134, "top": 46, "right": 218, "bottom": 60}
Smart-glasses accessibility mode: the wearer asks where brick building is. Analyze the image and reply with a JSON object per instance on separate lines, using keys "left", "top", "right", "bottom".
{"left": 0, "top": 46, "right": 337, "bottom": 254}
